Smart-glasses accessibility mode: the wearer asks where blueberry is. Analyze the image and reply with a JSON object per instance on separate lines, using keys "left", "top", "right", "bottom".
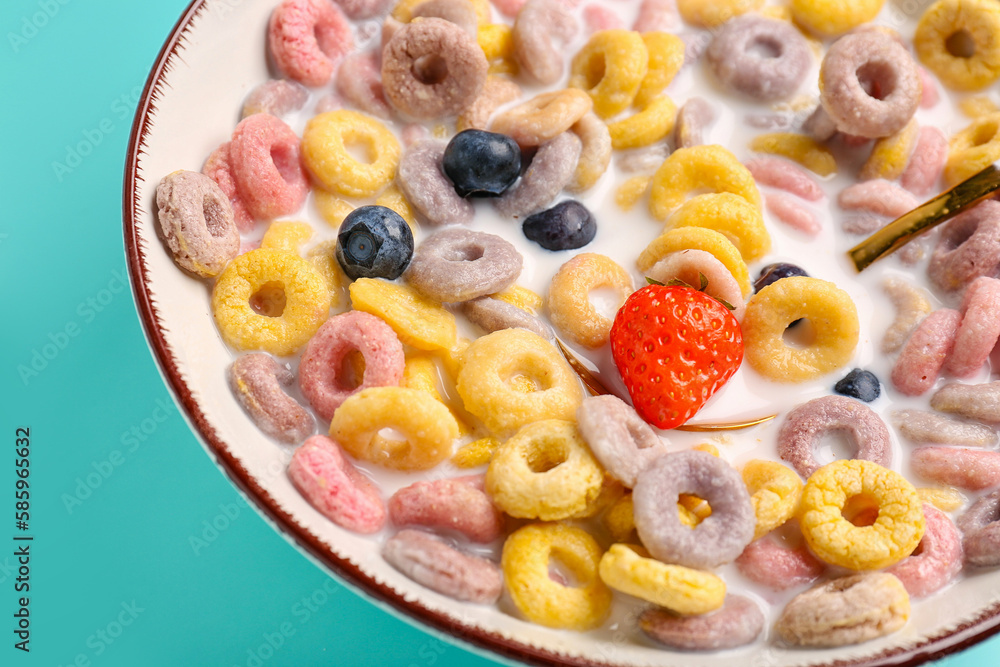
{"left": 834, "top": 368, "right": 881, "bottom": 402}
{"left": 335, "top": 205, "right": 413, "bottom": 280}
{"left": 442, "top": 129, "right": 521, "bottom": 197}
{"left": 522, "top": 200, "right": 597, "bottom": 251}
{"left": 754, "top": 262, "right": 809, "bottom": 293}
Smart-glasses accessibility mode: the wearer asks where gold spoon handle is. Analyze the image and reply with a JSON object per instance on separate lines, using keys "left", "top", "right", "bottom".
{"left": 848, "top": 161, "right": 1000, "bottom": 272}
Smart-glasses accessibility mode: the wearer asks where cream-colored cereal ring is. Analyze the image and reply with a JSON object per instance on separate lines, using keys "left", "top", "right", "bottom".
{"left": 548, "top": 253, "right": 634, "bottom": 348}
{"left": 598, "top": 544, "right": 725, "bottom": 615}
{"left": 490, "top": 89, "right": 593, "bottom": 147}
{"left": 302, "top": 110, "right": 400, "bottom": 198}
{"left": 567, "top": 112, "right": 613, "bottom": 193}
{"left": 649, "top": 145, "right": 761, "bottom": 220}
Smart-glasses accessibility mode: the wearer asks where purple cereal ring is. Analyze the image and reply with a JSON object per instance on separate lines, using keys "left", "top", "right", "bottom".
{"left": 412, "top": 0, "right": 478, "bottom": 37}
{"left": 674, "top": 97, "right": 714, "bottom": 149}
{"left": 268, "top": 0, "right": 353, "bottom": 87}
{"left": 777, "top": 396, "right": 891, "bottom": 479}
{"left": 156, "top": 170, "right": 240, "bottom": 278}
{"left": 388, "top": 475, "right": 504, "bottom": 543}
{"left": 397, "top": 139, "right": 474, "bottom": 226}
{"left": 298, "top": 311, "right": 405, "bottom": 421}
{"left": 383, "top": 529, "right": 503, "bottom": 603}
{"left": 901, "top": 126, "right": 947, "bottom": 196}
{"left": 957, "top": 489, "right": 1000, "bottom": 568}
{"left": 928, "top": 200, "right": 1000, "bottom": 292}
{"left": 229, "top": 113, "right": 309, "bottom": 222}
{"left": 886, "top": 504, "right": 963, "bottom": 598}
{"left": 766, "top": 192, "right": 821, "bottom": 238}
{"left": 912, "top": 446, "right": 1000, "bottom": 491}
{"left": 332, "top": 0, "right": 392, "bottom": 19}
{"left": 838, "top": 179, "right": 919, "bottom": 218}
{"left": 931, "top": 381, "right": 1000, "bottom": 424}
{"left": 890, "top": 309, "right": 961, "bottom": 396}
{"left": 461, "top": 296, "right": 553, "bottom": 339}
{"left": 947, "top": 277, "right": 1000, "bottom": 377}
{"left": 203, "top": 142, "right": 255, "bottom": 233}
{"left": 706, "top": 15, "right": 812, "bottom": 102}
{"left": 405, "top": 228, "right": 523, "bottom": 303}
{"left": 735, "top": 538, "right": 824, "bottom": 591}
{"left": 633, "top": 450, "right": 755, "bottom": 569}
{"left": 819, "top": 31, "right": 921, "bottom": 138}
{"left": 335, "top": 51, "right": 391, "bottom": 120}
{"left": 639, "top": 595, "right": 764, "bottom": 651}
{"left": 228, "top": 353, "right": 315, "bottom": 444}
{"left": 288, "top": 435, "right": 386, "bottom": 533}
{"left": 495, "top": 132, "right": 582, "bottom": 218}
{"left": 512, "top": 0, "right": 578, "bottom": 85}
{"left": 745, "top": 157, "right": 823, "bottom": 202}
{"left": 382, "top": 18, "right": 488, "bottom": 119}
{"left": 892, "top": 409, "right": 998, "bottom": 448}
{"left": 241, "top": 79, "right": 310, "bottom": 119}
{"left": 575, "top": 395, "right": 669, "bottom": 488}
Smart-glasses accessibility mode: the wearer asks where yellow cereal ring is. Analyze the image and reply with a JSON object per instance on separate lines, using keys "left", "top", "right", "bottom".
{"left": 569, "top": 30, "right": 649, "bottom": 119}
{"left": 604, "top": 493, "right": 637, "bottom": 541}
{"left": 666, "top": 192, "right": 771, "bottom": 262}
{"left": 608, "top": 95, "right": 677, "bottom": 150}
{"left": 637, "top": 227, "right": 752, "bottom": 296}
{"left": 678, "top": 0, "right": 763, "bottom": 28}
{"left": 859, "top": 118, "right": 919, "bottom": 181}
{"left": 349, "top": 278, "right": 457, "bottom": 351}
{"left": 502, "top": 523, "right": 612, "bottom": 630}
{"left": 742, "top": 460, "right": 804, "bottom": 540}
{"left": 791, "top": 0, "right": 884, "bottom": 36}
{"left": 960, "top": 96, "right": 1000, "bottom": 118}
{"left": 917, "top": 486, "right": 966, "bottom": 512}
{"left": 944, "top": 113, "right": 1000, "bottom": 186}
{"left": 437, "top": 336, "right": 470, "bottom": 381}
{"left": 486, "top": 419, "right": 604, "bottom": 520}
{"left": 456, "top": 328, "right": 583, "bottom": 436}
{"left": 798, "top": 459, "right": 925, "bottom": 570}
{"left": 212, "top": 248, "right": 330, "bottom": 356}
{"left": 743, "top": 276, "right": 859, "bottom": 382}
{"left": 634, "top": 33, "right": 685, "bottom": 108}
{"left": 915, "top": 0, "right": 1000, "bottom": 91}
{"left": 402, "top": 354, "right": 475, "bottom": 436}
{"left": 313, "top": 190, "right": 355, "bottom": 228}
{"left": 375, "top": 185, "right": 417, "bottom": 231}
{"left": 598, "top": 544, "right": 726, "bottom": 615}
{"left": 329, "top": 386, "right": 459, "bottom": 471}
{"left": 649, "top": 145, "right": 762, "bottom": 220}
{"left": 693, "top": 443, "right": 720, "bottom": 457}
{"left": 750, "top": 133, "right": 837, "bottom": 177}
{"left": 547, "top": 253, "right": 634, "bottom": 348}
{"left": 478, "top": 22, "right": 512, "bottom": 61}
{"left": 452, "top": 436, "right": 500, "bottom": 468}
{"left": 302, "top": 110, "right": 400, "bottom": 198}
{"left": 260, "top": 220, "right": 313, "bottom": 252}
{"left": 392, "top": 0, "right": 490, "bottom": 24}
{"left": 572, "top": 474, "right": 625, "bottom": 520}
{"left": 490, "top": 285, "right": 543, "bottom": 313}
{"left": 616, "top": 176, "right": 651, "bottom": 211}
{"left": 305, "top": 240, "right": 346, "bottom": 308}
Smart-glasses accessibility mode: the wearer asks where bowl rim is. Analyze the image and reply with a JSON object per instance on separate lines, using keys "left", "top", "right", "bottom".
{"left": 122, "top": 1, "right": 1000, "bottom": 665}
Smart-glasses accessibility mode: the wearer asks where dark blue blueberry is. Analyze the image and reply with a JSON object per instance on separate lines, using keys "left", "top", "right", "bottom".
{"left": 834, "top": 368, "right": 881, "bottom": 402}
{"left": 754, "top": 262, "right": 809, "bottom": 293}
{"left": 335, "top": 205, "right": 413, "bottom": 280}
{"left": 522, "top": 200, "right": 597, "bottom": 251}
{"left": 442, "top": 129, "right": 521, "bottom": 197}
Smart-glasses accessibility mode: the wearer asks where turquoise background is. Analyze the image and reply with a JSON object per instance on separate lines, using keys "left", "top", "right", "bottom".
{"left": 0, "top": 0, "right": 996, "bottom": 665}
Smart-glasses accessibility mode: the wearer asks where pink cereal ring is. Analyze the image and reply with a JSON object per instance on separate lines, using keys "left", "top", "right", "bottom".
{"left": 229, "top": 353, "right": 315, "bottom": 444}
{"left": 298, "top": 311, "right": 405, "bottom": 421}
{"left": 640, "top": 595, "right": 764, "bottom": 651}
{"left": 575, "top": 395, "right": 669, "bottom": 487}
{"left": 886, "top": 504, "right": 962, "bottom": 598}
{"left": 332, "top": 0, "right": 393, "bottom": 20}
{"left": 241, "top": 79, "right": 310, "bottom": 119}
{"left": 491, "top": 0, "right": 526, "bottom": 18}
{"left": 388, "top": 475, "right": 505, "bottom": 543}
{"left": 512, "top": 0, "right": 578, "bottom": 85}
{"left": 928, "top": 200, "right": 1000, "bottom": 292}
{"left": 918, "top": 66, "right": 939, "bottom": 109}
{"left": 632, "top": 0, "right": 680, "bottom": 33}
{"left": 777, "top": 396, "right": 892, "bottom": 479}
{"left": 890, "top": 309, "right": 962, "bottom": 396}
{"left": 335, "top": 51, "right": 391, "bottom": 120}
{"left": 745, "top": 157, "right": 823, "bottom": 202}
{"left": 203, "top": 142, "right": 255, "bottom": 233}
{"left": 838, "top": 179, "right": 919, "bottom": 218}
{"left": 383, "top": 529, "right": 503, "bottom": 603}
{"left": 735, "top": 538, "right": 825, "bottom": 591}
{"left": 765, "top": 192, "right": 821, "bottom": 238}
{"left": 946, "top": 277, "right": 1000, "bottom": 377}
{"left": 957, "top": 489, "right": 1000, "bottom": 568}
{"left": 912, "top": 446, "right": 1000, "bottom": 491}
{"left": 583, "top": 4, "right": 624, "bottom": 33}
{"left": 268, "top": 0, "right": 353, "bottom": 87}
{"left": 229, "top": 113, "right": 309, "bottom": 222}
{"left": 901, "top": 126, "right": 947, "bottom": 196}
{"left": 288, "top": 435, "right": 386, "bottom": 533}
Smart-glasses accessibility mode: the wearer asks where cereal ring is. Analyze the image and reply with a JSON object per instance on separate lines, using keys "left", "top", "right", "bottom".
{"left": 451, "top": 436, "right": 500, "bottom": 468}
{"left": 838, "top": 179, "right": 920, "bottom": 222}
{"left": 230, "top": 114, "right": 309, "bottom": 221}
{"left": 389, "top": 475, "right": 504, "bottom": 542}
{"left": 330, "top": 386, "right": 459, "bottom": 470}
{"left": 212, "top": 249, "right": 330, "bottom": 356}
{"left": 666, "top": 193, "right": 771, "bottom": 261}
{"left": 486, "top": 419, "right": 604, "bottom": 520}
{"left": 646, "top": 250, "right": 746, "bottom": 320}
{"left": 706, "top": 15, "right": 812, "bottom": 102}
{"left": 512, "top": 0, "right": 578, "bottom": 85}
{"left": 203, "top": 142, "right": 255, "bottom": 233}
{"left": 288, "top": 435, "right": 386, "bottom": 533}
{"left": 396, "top": 139, "right": 474, "bottom": 226}
{"left": 599, "top": 544, "right": 725, "bottom": 615}
{"left": 649, "top": 145, "right": 761, "bottom": 220}
{"left": 302, "top": 110, "right": 400, "bottom": 198}
{"left": 349, "top": 278, "right": 457, "bottom": 351}
{"left": 882, "top": 277, "right": 933, "bottom": 354}
{"left": 268, "top": 0, "right": 353, "bottom": 86}
{"left": 673, "top": 96, "right": 714, "bottom": 149}
{"left": 742, "top": 459, "right": 803, "bottom": 540}
{"left": 776, "top": 573, "right": 909, "bottom": 647}
{"left": 742, "top": 276, "right": 860, "bottom": 383}
{"left": 901, "top": 126, "right": 948, "bottom": 195}
{"left": 547, "top": 253, "right": 633, "bottom": 348}
{"left": 298, "top": 311, "right": 405, "bottom": 421}
{"left": 677, "top": 0, "right": 761, "bottom": 28}
{"left": 928, "top": 200, "right": 1000, "bottom": 292}
{"left": 495, "top": 132, "right": 582, "bottom": 218}
{"left": 455, "top": 328, "right": 584, "bottom": 436}
{"left": 886, "top": 504, "right": 963, "bottom": 598}
{"left": 798, "top": 460, "right": 925, "bottom": 570}
{"left": 633, "top": 32, "right": 684, "bottom": 107}
{"left": 638, "top": 227, "right": 751, "bottom": 296}
{"left": 818, "top": 31, "right": 921, "bottom": 138}
{"left": 569, "top": 30, "right": 648, "bottom": 119}
{"left": 502, "top": 523, "right": 612, "bottom": 629}
{"left": 931, "top": 381, "right": 1000, "bottom": 424}
{"left": 456, "top": 76, "right": 521, "bottom": 132}
{"left": 478, "top": 22, "right": 513, "bottom": 61}
{"left": 765, "top": 192, "right": 821, "bottom": 237}
{"left": 957, "top": 489, "right": 1000, "bottom": 567}
{"left": 944, "top": 114, "right": 1000, "bottom": 186}
{"left": 735, "top": 539, "right": 824, "bottom": 591}
{"left": 576, "top": 396, "right": 668, "bottom": 488}
{"left": 919, "top": 487, "right": 967, "bottom": 512}
{"left": 890, "top": 309, "right": 962, "bottom": 396}
{"left": 745, "top": 157, "right": 823, "bottom": 202}
{"left": 615, "top": 175, "right": 651, "bottom": 210}
{"left": 392, "top": 0, "right": 491, "bottom": 23}
{"left": 381, "top": 18, "right": 487, "bottom": 119}
{"left": 607, "top": 95, "right": 677, "bottom": 150}
{"left": 640, "top": 595, "right": 765, "bottom": 651}
{"left": 633, "top": 450, "right": 755, "bottom": 569}
{"left": 490, "top": 89, "right": 593, "bottom": 147}
{"left": 791, "top": 0, "right": 883, "bottom": 36}
{"left": 567, "top": 112, "right": 612, "bottom": 192}
{"left": 912, "top": 446, "right": 1000, "bottom": 490}
{"left": 229, "top": 353, "right": 315, "bottom": 444}
{"left": 616, "top": 144, "right": 670, "bottom": 175}
{"left": 749, "top": 132, "right": 837, "bottom": 176}
{"left": 583, "top": 4, "right": 623, "bottom": 33}
{"left": 777, "top": 396, "right": 891, "bottom": 479}
{"left": 892, "top": 409, "right": 998, "bottom": 448}
{"left": 155, "top": 170, "right": 239, "bottom": 278}
{"left": 915, "top": 0, "right": 1000, "bottom": 90}
{"left": 461, "top": 296, "right": 553, "bottom": 340}
{"left": 412, "top": 0, "right": 478, "bottom": 35}
{"left": 335, "top": 51, "right": 391, "bottom": 120}
{"left": 241, "top": 79, "right": 309, "bottom": 118}
{"left": 491, "top": 284, "right": 543, "bottom": 312}
{"left": 632, "top": 0, "right": 679, "bottom": 33}
{"left": 946, "top": 277, "right": 1000, "bottom": 377}
{"left": 405, "top": 228, "right": 522, "bottom": 303}
{"left": 384, "top": 529, "right": 502, "bottom": 603}
{"left": 859, "top": 119, "right": 919, "bottom": 182}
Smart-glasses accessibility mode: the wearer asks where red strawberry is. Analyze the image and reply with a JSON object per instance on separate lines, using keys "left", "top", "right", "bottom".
{"left": 609, "top": 284, "right": 743, "bottom": 429}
